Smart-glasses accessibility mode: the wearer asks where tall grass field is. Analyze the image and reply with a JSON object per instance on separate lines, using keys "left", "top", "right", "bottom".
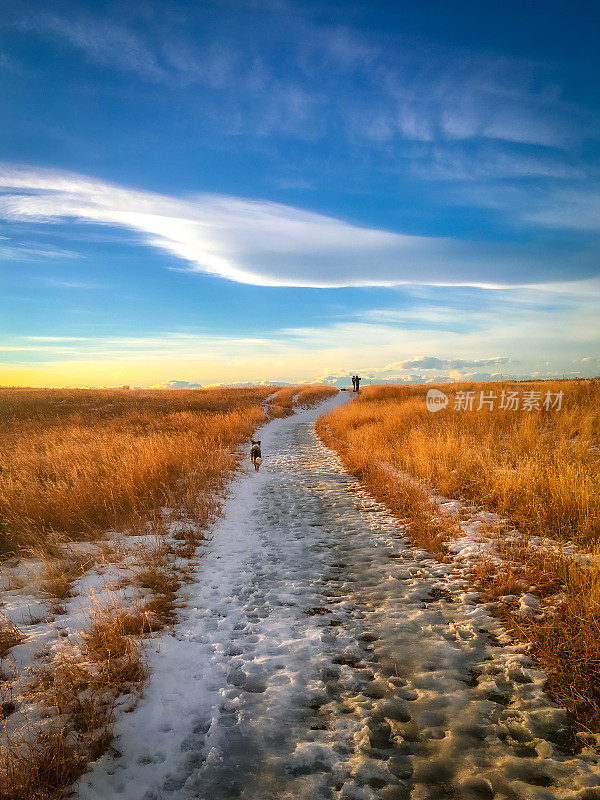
{"left": 0, "top": 387, "right": 274, "bottom": 557}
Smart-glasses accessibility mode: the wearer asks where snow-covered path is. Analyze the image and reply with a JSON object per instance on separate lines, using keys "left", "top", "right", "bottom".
{"left": 75, "top": 395, "right": 599, "bottom": 800}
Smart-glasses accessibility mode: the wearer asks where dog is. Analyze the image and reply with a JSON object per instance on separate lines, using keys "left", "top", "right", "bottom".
{"left": 250, "top": 439, "right": 262, "bottom": 471}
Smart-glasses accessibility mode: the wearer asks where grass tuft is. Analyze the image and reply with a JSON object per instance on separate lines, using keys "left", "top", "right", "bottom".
{"left": 1, "top": 600, "right": 147, "bottom": 800}
{"left": 295, "top": 385, "right": 338, "bottom": 408}
{"left": 0, "top": 616, "right": 25, "bottom": 658}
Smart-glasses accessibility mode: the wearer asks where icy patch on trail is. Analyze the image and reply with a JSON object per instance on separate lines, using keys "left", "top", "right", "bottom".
{"left": 74, "top": 392, "right": 599, "bottom": 800}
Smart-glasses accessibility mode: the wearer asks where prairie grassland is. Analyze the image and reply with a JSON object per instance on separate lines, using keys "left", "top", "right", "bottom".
{"left": 319, "top": 380, "right": 600, "bottom": 548}
{"left": 0, "top": 387, "right": 273, "bottom": 557}
{"left": 268, "top": 384, "right": 337, "bottom": 416}
{"left": 0, "top": 386, "right": 274, "bottom": 799}
{"left": 296, "top": 384, "right": 338, "bottom": 407}
{"left": 0, "top": 383, "right": 343, "bottom": 799}
{"left": 317, "top": 379, "right": 600, "bottom": 730}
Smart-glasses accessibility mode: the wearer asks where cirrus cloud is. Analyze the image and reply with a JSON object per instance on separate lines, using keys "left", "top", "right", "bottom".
{"left": 0, "top": 164, "right": 595, "bottom": 289}
{"left": 398, "top": 356, "right": 514, "bottom": 370}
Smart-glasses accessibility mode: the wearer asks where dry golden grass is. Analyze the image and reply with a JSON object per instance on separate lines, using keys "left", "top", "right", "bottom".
{"left": 318, "top": 378, "right": 600, "bottom": 732}
{"left": 135, "top": 565, "right": 181, "bottom": 626}
{"left": 320, "top": 379, "right": 600, "bottom": 548}
{"left": 81, "top": 599, "right": 149, "bottom": 678}
{"left": 268, "top": 386, "right": 301, "bottom": 418}
{"left": 0, "top": 728, "right": 94, "bottom": 800}
{"left": 170, "top": 519, "right": 206, "bottom": 559}
{"left": 0, "top": 386, "right": 276, "bottom": 798}
{"left": 0, "top": 386, "right": 272, "bottom": 426}
{"left": 1, "top": 598, "right": 148, "bottom": 800}
{"left": 0, "top": 616, "right": 24, "bottom": 658}
{"left": 267, "top": 384, "right": 336, "bottom": 417}
{"left": 295, "top": 385, "right": 338, "bottom": 408}
{"left": 39, "top": 554, "right": 95, "bottom": 610}
{"left": 0, "top": 387, "right": 273, "bottom": 557}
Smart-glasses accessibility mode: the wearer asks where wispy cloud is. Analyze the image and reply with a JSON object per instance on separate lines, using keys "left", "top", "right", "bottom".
{"left": 0, "top": 344, "right": 78, "bottom": 353}
{"left": 21, "top": 7, "right": 596, "bottom": 155}
{"left": 26, "top": 14, "right": 167, "bottom": 81}
{"left": 38, "top": 277, "right": 97, "bottom": 289}
{"left": 0, "top": 241, "right": 80, "bottom": 260}
{"left": 408, "top": 143, "right": 584, "bottom": 182}
{"left": 1, "top": 330, "right": 285, "bottom": 364}
{"left": 27, "top": 336, "right": 90, "bottom": 341}
{"left": 524, "top": 186, "right": 600, "bottom": 231}
{"left": 2, "top": 280, "right": 598, "bottom": 385}
{"left": 398, "top": 356, "right": 514, "bottom": 370}
{"left": 0, "top": 164, "right": 595, "bottom": 288}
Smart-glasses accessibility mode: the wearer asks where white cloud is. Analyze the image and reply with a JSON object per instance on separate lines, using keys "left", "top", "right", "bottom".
{"left": 396, "top": 356, "right": 513, "bottom": 370}
{"left": 524, "top": 187, "right": 600, "bottom": 231}
{"left": 156, "top": 379, "right": 203, "bottom": 389}
{"left": 22, "top": 8, "right": 595, "bottom": 156}
{"left": 4, "top": 279, "right": 599, "bottom": 384}
{"left": 28, "top": 14, "right": 167, "bottom": 81}
{"left": 0, "top": 164, "right": 589, "bottom": 288}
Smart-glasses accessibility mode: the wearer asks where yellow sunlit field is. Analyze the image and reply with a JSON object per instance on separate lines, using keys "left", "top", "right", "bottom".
{"left": 319, "top": 379, "right": 600, "bottom": 548}
{"left": 0, "top": 387, "right": 274, "bottom": 558}
{"left": 268, "top": 384, "right": 338, "bottom": 417}
{"left": 318, "top": 379, "right": 600, "bottom": 730}
{"left": 0, "top": 383, "right": 341, "bottom": 800}
{"left": 296, "top": 384, "right": 339, "bottom": 408}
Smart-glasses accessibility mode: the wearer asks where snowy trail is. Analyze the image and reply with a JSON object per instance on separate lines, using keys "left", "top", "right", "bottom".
{"left": 75, "top": 395, "right": 599, "bottom": 800}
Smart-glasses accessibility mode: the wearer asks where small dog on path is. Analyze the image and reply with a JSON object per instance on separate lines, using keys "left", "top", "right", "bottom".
{"left": 250, "top": 440, "right": 262, "bottom": 471}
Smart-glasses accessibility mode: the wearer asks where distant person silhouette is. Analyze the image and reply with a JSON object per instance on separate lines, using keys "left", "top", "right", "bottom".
{"left": 351, "top": 375, "right": 356, "bottom": 391}
{"left": 355, "top": 375, "right": 361, "bottom": 392}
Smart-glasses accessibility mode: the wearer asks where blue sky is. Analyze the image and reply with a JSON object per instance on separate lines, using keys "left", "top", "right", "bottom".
{"left": 0, "top": 0, "right": 599, "bottom": 386}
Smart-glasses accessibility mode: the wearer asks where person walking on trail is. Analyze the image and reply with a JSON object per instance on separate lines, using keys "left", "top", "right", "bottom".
{"left": 355, "top": 375, "right": 361, "bottom": 392}
{"left": 351, "top": 375, "right": 356, "bottom": 391}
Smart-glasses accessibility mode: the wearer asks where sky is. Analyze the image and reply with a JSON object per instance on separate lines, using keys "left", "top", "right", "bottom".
{"left": 0, "top": 0, "right": 599, "bottom": 387}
